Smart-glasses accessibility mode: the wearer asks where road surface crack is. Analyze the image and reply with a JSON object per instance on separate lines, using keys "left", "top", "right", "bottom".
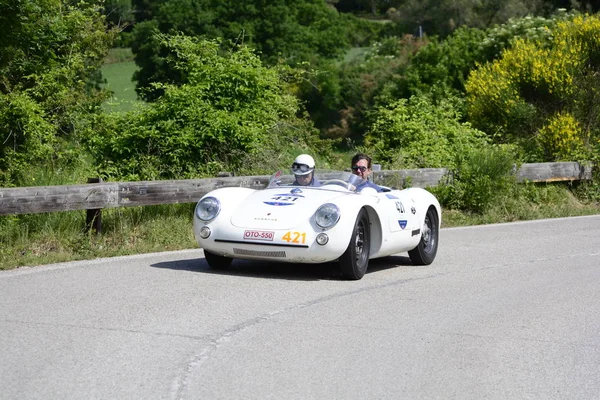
{"left": 172, "top": 272, "right": 447, "bottom": 399}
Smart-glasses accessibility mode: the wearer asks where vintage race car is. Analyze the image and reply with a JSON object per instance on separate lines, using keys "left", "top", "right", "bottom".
{"left": 193, "top": 171, "right": 441, "bottom": 280}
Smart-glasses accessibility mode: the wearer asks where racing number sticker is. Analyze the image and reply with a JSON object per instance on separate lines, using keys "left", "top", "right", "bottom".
{"left": 272, "top": 195, "right": 300, "bottom": 202}
{"left": 282, "top": 231, "right": 306, "bottom": 244}
{"left": 264, "top": 194, "right": 304, "bottom": 206}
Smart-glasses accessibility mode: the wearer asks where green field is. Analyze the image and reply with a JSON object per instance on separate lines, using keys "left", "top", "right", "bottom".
{"left": 101, "top": 49, "right": 142, "bottom": 112}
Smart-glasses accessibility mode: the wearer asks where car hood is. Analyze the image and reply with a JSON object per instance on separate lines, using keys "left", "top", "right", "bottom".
{"left": 230, "top": 187, "right": 350, "bottom": 229}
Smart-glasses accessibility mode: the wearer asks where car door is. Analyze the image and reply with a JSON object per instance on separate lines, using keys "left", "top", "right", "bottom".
{"left": 381, "top": 192, "right": 419, "bottom": 235}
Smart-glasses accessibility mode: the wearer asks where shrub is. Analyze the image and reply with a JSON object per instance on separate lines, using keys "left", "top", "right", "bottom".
{"left": 0, "top": 0, "right": 115, "bottom": 186}
{"left": 87, "top": 35, "right": 317, "bottom": 180}
{"left": 0, "top": 93, "right": 56, "bottom": 186}
{"left": 402, "top": 26, "right": 488, "bottom": 98}
{"left": 538, "top": 112, "right": 586, "bottom": 161}
{"left": 297, "top": 35, "right": 424, "bottom": 140}
{"left": 130, "top": 0, "right": 356, "bottom": 101}
{"left": 466, "top": 13, "right": 600, "bottom": 162}
{"left": 434, "top": 145, "right": 518, "bottom": 214}
{"left": 364, "top": 94, "right": 489, "bottom": 170}
{"left": 480, "top": 11, "right": 576, "bottom": 59}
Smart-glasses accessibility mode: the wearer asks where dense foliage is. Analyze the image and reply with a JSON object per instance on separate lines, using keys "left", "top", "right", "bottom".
{"left": 466, "top": 13, "right": 600, "bottom": 162}
{"left": 103, "top": 0, "right": 135, "bottom": 29}
{"left": 2, "top": 0, "right": 599, "bottom": 219}
{"left": 335, "top": 0, "right": 599, "bottom": 36}
{"left": 0, "top": 0, "right": 115, "bottom": 186}
{"left": 129, "top": 0, "right": 377, "bottom": 101}
{"left": 434, "top": 145, "right": 518, "bottom": 213}
{"left": 300, "top": 9, "right": 581, "bottom": 141}
{"left": 386, "top": 0, "right": 545, "bottom": 38}
{"left": 298, "top": 35, "right": 424, "bottom": 140}
{"left": 364, "top": 94, "right": 489, "bottom": 170}
{"left": 87, "top": 35, "right": 323, "bottom": 180}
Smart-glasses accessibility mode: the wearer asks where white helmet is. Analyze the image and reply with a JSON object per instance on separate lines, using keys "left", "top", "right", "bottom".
{"left": 291, "top": 154, "right": 315, "bottom": 176}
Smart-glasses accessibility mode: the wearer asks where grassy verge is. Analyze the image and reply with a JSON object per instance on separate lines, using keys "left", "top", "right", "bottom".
{"left": 2, "top": 184, "right": 599, "bottom": 271}
{"left": 0, "top": 204, "right": 197, "bottom": 270}
{"left": 442, "top": 187, "right": 600, "bottom": 226}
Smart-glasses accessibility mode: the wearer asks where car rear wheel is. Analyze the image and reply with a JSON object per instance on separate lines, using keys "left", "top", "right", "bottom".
{"left": 204, "top": 250, "right": 233, "bottom": 269}
{"left": 339, "top": 208, "right": 370, "bottom": 280}
{"left": 408, "top": 206, "right": 439, "bottom": 265}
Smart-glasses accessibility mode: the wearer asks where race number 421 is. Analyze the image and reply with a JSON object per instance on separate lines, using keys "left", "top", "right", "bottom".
{"left": 282, "top": 231, "right": 306, "bottom": 244}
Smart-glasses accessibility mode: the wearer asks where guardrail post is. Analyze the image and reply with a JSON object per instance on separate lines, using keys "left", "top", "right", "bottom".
{"left": 86, "top": 178, "right": 103, "bottom": 234}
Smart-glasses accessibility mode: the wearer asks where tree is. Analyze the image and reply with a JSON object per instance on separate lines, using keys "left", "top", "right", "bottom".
{"left": 297, "top": 34, "right": 425, "bottom": 140}
{"left": 129, "top": 0, "right": 355, "bottom": 101}
{"left": 388, "top": 0, "right": 545, "bottom": 38}
{"left": 395, "top": 10, "right": 576, "bottom": 101}
{"left": 89, "top": 34, "right": 314, "bottom": 180}
{"left": 334, "top": 0, "right": 400, "bottom": 15}
{"left": 0, "top": 0, "right": 115, "bottom": 186}
{"left": 103, "top": 0, "right": 134, "bottom": 29}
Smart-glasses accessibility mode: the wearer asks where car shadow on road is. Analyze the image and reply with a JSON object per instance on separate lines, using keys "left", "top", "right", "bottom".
{"left": 151, "top": 257, "right": 340, "bottom": 281}
{"left": 151, "top": 254, "right": 415, "bottom": 282}
{"left": 367, "top": 255, "right": 414, "bottom": 273}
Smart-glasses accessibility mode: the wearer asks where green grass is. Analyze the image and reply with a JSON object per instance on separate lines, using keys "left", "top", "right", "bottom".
{"left": 101, "top": 48, "right": 142, "bottom": 113}
{"left": 104, "top": 47, "right": 135, "bottom": 64}
{"left": 0, "top": 204, "right": 197, "bottom": 270}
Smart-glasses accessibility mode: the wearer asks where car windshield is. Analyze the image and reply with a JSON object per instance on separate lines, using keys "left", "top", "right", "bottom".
{"left": 267, "top": 170, "right": 366, "bottom": 193}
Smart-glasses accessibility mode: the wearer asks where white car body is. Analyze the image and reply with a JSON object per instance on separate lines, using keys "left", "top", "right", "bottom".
{"left": 193, "top": 171, "right": 441, "bottom": 279}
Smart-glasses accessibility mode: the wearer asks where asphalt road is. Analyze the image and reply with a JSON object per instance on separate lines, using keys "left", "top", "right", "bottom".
{"left": 1, "top": 215, "right": 599, "bottom": 399}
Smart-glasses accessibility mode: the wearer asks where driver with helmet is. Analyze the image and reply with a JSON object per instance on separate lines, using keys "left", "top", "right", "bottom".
{"left": 291, "top": 154, "right": 321, "bottom": 186}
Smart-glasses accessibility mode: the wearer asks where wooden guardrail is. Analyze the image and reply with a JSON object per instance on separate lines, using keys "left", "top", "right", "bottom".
{"left": 0, "top": 162, "right": 592, "bottom": 219}
{"left": 368, "top": 162, "right": 593, "bottom": 187}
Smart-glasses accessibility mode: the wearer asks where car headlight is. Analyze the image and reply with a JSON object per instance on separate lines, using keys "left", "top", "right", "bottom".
{"left": 315, "top": 203, "right": 340, "bottom": 229}
{"left": 195, "top": 197, "right": 221, "bottom": 221}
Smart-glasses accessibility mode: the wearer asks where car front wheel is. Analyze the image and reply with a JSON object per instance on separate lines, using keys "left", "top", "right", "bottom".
{"left": 408, "top": 206, "right": 439, "bottom": 265}
{"left": 339, "top": 208, "right": 370, "bottom": 280}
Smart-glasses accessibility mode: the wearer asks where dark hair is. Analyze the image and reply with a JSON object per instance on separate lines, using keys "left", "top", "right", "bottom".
{"left": 351, "top": 153, "right": 372, "bottom": 168}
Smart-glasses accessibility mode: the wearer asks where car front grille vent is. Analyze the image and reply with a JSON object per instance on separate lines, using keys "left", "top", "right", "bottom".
{"left": 233, "top": 248, "right": 286, "bottom": 258}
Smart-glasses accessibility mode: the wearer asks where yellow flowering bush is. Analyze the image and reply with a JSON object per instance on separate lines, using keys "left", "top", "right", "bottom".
{"left": 466, "top": 14, "right": 600, "bottom": 161}
{"left": 538, "top": 112, "right": 584, "bottom": 161}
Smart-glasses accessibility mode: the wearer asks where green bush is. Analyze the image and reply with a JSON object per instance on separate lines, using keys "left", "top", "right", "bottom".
{"left": 434, "top": 145, "right": 518, "bottom": 214}
{"left": 0, "top": 93, "right": 56, "bottom": 185}
{"left": 298, "top": 35, "right": 424, "bottom": 140}
{"left": 466, "top": 13, "right": 600, "bottom": 162}
{"left": 87, "top": 34, "right": 320, "bottom": 180}
{"left": 402, "top": 27, "right": 488, "bottom": 98}
{"left": 0, "top": 0, "right": 115, "bottom": 186}
{"left": 130, "top": 0, "right": 356, "bottom": 101}
{"left": 364, "top": 93, "right": 489, "bottom": 170}
{"left": 306, "top": 14, "right": 573, "bottom": 141}
{"left": 480, "top": 11, "right": 576, "bottom": 59}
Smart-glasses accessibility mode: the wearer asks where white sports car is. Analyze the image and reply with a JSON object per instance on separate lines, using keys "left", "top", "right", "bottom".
{"left": 193, "top": 171, "right": 441, "bottom": 280}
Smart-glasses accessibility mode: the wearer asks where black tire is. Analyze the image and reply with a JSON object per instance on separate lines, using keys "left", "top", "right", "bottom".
{"left": 339, "top": 209, "right": 370, "bottom": 280}
{"left": 408, "top": 207, "right": 439, "bottom": 265}
{"left": 204, "top": 250, "right": 233, "bottom": 269}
